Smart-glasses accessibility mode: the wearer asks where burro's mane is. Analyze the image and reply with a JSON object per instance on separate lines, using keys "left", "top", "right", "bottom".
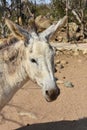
{"left": 0, "top": 35, "right": 19, "bottom": 50}
{"left": 0, "top": 33, "right": 24, "bottom": 72}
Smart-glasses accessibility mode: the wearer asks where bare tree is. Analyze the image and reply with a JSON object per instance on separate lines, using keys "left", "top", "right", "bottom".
{"left": 0, "top": 0, "right": 6, "bottom": 37}
{"left": 66, "top": 0, "right": 69, "bottom": 41}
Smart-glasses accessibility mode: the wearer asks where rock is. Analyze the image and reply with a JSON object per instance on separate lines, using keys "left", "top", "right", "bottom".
{"left": 54, "top": 68, "right": 57, "bottom": 73}
{"left": 55, "top": 77, "right": 58, "bottom": 81}
{"left": 83, "top": 49, "right": 87, "bottom": 55}
{"left": 19, "top": 112, "right": 37, "bottom": 119}
{"left": 73, "top": 50, "right": 79, "bottom": 56}
{"left": 69, "top": 22, "right": 78, "bottom": 32}
{"left": 69, "top": 22, "right": 79, "bottom": 39}
{"left": 59, "top": 64, "right": 64, "bottom": 69}
{"left": 55, "top": 59, "right": 60, "bottom": 64}
{"left": 55, "top": 51, "right": 59, "bottom": 55}
{"left": 56, "top": 80, "right": 64, "bottom": 84}
{"left": 35, "top": 15, "right": 52, "bottom": 32}
{"left": 76, "top": 33, "right": 82, "bottom": 41}
{"left": 61, "top": 60, "right": 68, "bottom": 65}
{"left": 64, "top": 81, "right": 74, "bottom": 88}
{"left": 63, "top": 76, "right": 66, "bottom": 79}
{"left": 83, "top": 39, "right": 87, "bottom": 43}
{"left": 58, "top": 36, "right": 63, "bottom": 42}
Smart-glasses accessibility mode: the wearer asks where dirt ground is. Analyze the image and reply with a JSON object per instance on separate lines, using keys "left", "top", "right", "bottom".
{"left": 0, "top": 52, "right": 87, "bottom": 130}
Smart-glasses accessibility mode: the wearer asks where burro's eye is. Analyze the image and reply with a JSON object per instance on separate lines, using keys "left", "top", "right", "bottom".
{"left": 30, "top": 58, "right": 37, "bottom": 64}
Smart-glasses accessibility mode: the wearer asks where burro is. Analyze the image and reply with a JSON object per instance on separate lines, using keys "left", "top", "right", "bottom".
{"left": 0, "top": 16, "right": 67, "bottom": 111}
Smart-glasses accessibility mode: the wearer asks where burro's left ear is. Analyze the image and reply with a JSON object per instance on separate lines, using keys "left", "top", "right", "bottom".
{"left": 5, "top": 18, "right": 30, "bottom": 41}
{"left": 39, "top": 16, "right": 67, "bottom": 42}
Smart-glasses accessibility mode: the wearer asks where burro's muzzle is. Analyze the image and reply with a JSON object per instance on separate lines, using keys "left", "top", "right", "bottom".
{"left": 42, "top": 78, "right": 60, "bottom": 102}
{"left": 45, "top": 86, "right": 60, "bottom": 102}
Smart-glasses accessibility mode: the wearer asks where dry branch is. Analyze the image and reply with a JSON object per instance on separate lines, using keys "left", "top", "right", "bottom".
{"left": 67, "top": 4, "right": 81, "bottom": 24}
{"left": 71, "top": 10, "right": 81, "bottom": 24}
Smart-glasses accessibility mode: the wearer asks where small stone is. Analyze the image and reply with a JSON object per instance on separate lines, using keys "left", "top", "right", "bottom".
{"left": 54, "top": 68, "right": 57, "bottom": 73}
{"left": 59, "top": 64, "right": 64, "bottom": 69}
{"left": 58, "top": 36, "right": 63, "bottom": 42}
{"left": 56, "top": 80, "right": 64, "bottom": 84}
{"left": 61, "top": 60, "right": 68, "bottom": 65}
{"left": 55, "top": 60, "right": 60, "bottom": 64}
{"left": 83, "top": 50, "right": 87, "bottom": 55}
{"left": 64, "top": 81, "right": 74, "bottom": 88}
{"left": 55, "top": 51, "right": 59, "bottom": 55}
{"left": 55, "top": 77, "right": 58, "bottom": 81}
{"left": 19, "top": 112, "right": 37, "bottom": 119}
{"left": 63, "top": 76, "right": 66, "bottom": 79}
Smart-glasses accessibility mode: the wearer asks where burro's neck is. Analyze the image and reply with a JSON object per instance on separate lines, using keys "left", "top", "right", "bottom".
{"left": 5, "top": 61, "right": 28, "bottom": 88}
{"left": 0, "top": 60, "right": 29, "bottom": 111}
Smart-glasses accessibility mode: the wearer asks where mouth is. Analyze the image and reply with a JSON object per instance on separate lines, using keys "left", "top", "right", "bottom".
{"left": 45, "top": 96, "right": 58, "bottom": 102}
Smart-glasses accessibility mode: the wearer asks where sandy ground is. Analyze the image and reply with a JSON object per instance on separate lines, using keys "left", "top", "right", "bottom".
{"left": 0, "top": 53, "right": 87, "bottom": 130}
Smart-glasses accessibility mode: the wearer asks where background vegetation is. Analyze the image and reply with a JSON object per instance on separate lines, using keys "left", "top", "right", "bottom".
{"left": 0, "top": 0, "right": 87, "bottom": 41}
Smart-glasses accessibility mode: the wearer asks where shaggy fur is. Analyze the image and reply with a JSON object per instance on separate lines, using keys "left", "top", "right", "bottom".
{"left": 0, "top": 35, "right": 19, "bottom": 49}
{"left": 0, "top": 38, "right": 29, "bottom": 110}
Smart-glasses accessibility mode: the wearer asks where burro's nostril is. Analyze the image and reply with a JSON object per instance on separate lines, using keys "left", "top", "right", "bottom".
{"left": 45, "top": 88, "right": 60, "bottom": 101}
{"left": 46, "top": 90, "right": 49, "bottom": 96}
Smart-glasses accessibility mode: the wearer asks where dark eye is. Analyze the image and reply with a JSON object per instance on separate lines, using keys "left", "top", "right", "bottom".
{"left": 30, "top": 58, "right": 37, "bottom": 64}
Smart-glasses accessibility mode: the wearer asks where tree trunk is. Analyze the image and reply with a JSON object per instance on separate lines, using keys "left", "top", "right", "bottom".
{"left": 1, "top": 0, "right": 6, "bottom": 38}
{"left": 80, "top": 8, "right": 84, "bottom": 39}
{"left": 66, "top": 0, "right": 69, "bottom": 42}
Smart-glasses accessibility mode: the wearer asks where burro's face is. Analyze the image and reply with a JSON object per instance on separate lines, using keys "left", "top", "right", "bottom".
{"left": 26, "top": 40, "right": 60, "bottom": 102}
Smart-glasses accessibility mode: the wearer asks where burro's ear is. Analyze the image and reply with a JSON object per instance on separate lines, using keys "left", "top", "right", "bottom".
{"left": 5, "top": 18, "right": 30, "bottom": 41}
{"left": 39, "top": 16, "right": 67, "bottom": 42}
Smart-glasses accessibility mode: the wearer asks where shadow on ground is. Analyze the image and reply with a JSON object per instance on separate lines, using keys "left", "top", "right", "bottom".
{"left": 17, "top": 118, "right": 87, "bottom": 130}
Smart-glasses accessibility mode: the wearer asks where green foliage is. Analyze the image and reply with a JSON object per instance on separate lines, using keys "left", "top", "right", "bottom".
{"left": 0, "top": 5, "right": 4, "bottom": 19}
{"left": 50, "top": 0, "right": 65, "bottom": 20}
{"left": 34, "top": 4, "right": 50, "bottom": 16}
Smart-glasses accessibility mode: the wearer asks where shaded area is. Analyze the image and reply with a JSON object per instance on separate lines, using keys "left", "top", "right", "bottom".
{"left": 17, "top": 118, "right": 87, "bottom": 130}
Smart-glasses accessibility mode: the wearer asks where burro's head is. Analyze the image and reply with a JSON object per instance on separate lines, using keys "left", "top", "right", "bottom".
{"left": 26, "top": 39, "right": 60, "bottom": 101}
{"left": 5, "top": 16, "right": 67, "bottom": 101}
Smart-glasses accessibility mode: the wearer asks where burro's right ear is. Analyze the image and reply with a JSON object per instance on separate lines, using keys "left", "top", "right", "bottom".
{"left": 5, "top": 18, "right": 30, "bottom": 41}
